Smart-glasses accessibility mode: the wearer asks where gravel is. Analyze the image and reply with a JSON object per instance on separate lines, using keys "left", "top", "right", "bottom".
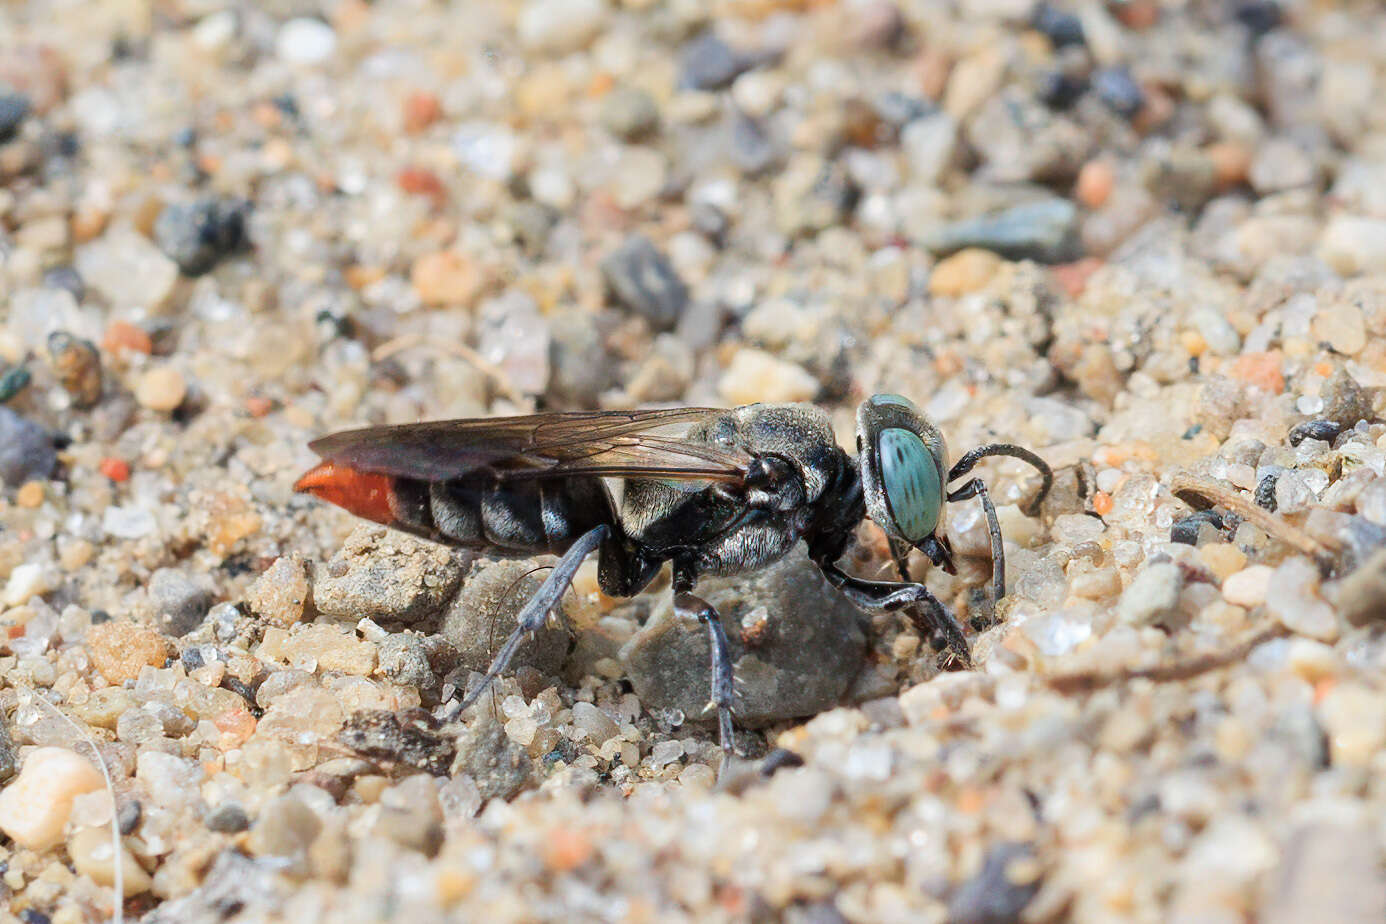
{"left": 4, "top": 2, "right": 1386, "bottom": 921}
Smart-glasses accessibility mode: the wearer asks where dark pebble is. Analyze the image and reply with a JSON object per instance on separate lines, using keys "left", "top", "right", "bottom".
{"left": 1032, "top": 3, "right": 1086, "bottom": 47}
{"left": 0, "top": 366, "right": 31, "bottom": 404}
{"left": 1170, "top": 510, "right": 1224, "bottom": 545}
{"left": 1036, "top": 71, "right": 1087, "bottom": 110}
{"left": 0, "top": 719, "right": 16, "bottom": 784}
{"left": 180, "top": 646, "right": 207, "bottom": 671}
{"left": 0, "top": 407, "right": 56, "bottom": 486}
{"left": 149, "top": 568, "right": 215, "bottom": 637}
{"left": 117, "top": 799, "right": 142, "bottom": 835}
{"left": 1255, "top": 473, "right": 1279, "bottom": 511}
{"left": 153, "top": 197, "right": 252, "bottom": 276}
{"left": 41, "top": 265, "right": 85, "bottom": 302}
{"left": 678, "top": 31, "right": 750, "bottom": 91}
{"left": 0, "top": 93, "right": 30, "bottom": 143}
{"left": 1288, "top": 418, "right": 1342, "bottom": 447}
{"left": 1235, "top": 1, "right": 1283, "bottom": 36}
{"left": 922, "top": 199, "right": 1081, "bottom": 264}
{"left": 600, "top": 234, "right": 689, "bottom": 330}
{"left": 948, "top": 841, "right": 1043, "bottom": 924}
{"left": 1093, "top": 68, "right": 1145, "bottom": 118}
{"left": 20, "top": 910, "right": 52, "bottom": 924}
{"left": 205, "top": 802, "right": 251, "bottom": 833}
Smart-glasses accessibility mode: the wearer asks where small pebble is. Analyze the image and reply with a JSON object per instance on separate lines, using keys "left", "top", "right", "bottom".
{"left": 678, "top": 31, "right": 749, "bottom": 91}
{"left": 411, "top": 250, "right": 486, "bottom": 307}
{"left": 1222, "top": 565, "right": 1272, "bottom": 607}
{"left": 85, "top": 618, "right": 171, "bottom": 684}
{"left": 276, "top": 18, "right": 338, "bottom": 65}
{"left": 135, "top": 366, "right": 187, "bottom": 412}
{"left": 0, "top": 747, "right": 105, "bottom": 850}
{"left": 47, "top": 331, "right": 102, "bottom": 407}
{"left": 153, "top": 198, "right": 251, "bottom": 276}
{"left": 928, "top": 248, "right": 1002, "bottom": 296}
{"left": 599, "top": 86, "right": 659, "bottom": 140}
{"left": 718, "top": 348, "right": 819, "bottom": 405}
{"left": 516, "top": 0, "right": 606, "bottom": 53}
{"left": 1092, "top": 68, "right": 1145, "bottom": 118}
{"left": 600, "top": 235, "right": 689, "bottom": 330}
{"left": 68, "top": 825, "right": 152, "bottom": 895}
{"left": 245, "top": 553, "right": 313, "bottom": 629}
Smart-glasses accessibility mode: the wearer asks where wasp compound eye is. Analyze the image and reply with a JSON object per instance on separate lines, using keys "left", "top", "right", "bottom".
{"left": 878, "top": 428, "right": 942, "bottom": 542}
{"left": 855, "top": 393, "right": 949, "bottom": 545}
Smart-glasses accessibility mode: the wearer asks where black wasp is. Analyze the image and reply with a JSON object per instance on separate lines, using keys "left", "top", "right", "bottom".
{"left": 296, "top": 394, "right": 1051, "bottom": 754}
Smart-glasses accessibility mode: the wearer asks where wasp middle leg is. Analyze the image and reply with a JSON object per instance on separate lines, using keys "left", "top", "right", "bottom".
{"left": 673, "top": 564, "right": 736, "bottom": 756}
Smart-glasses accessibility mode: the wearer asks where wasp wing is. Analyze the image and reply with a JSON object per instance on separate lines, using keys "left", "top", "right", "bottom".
{"left": 307, "top": 407, "right": 751, "bottom": 484}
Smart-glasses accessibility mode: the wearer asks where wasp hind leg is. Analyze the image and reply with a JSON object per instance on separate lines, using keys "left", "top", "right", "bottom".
{"left": 446, "top": 524, "right": 610, "bottom": 720}
{"left": 673, "top": 567, "right": 736, "bottom": 756}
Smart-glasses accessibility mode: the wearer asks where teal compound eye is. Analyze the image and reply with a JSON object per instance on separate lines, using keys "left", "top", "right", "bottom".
{"left": 877, "top": 427, "right": 942, "bottom": 542}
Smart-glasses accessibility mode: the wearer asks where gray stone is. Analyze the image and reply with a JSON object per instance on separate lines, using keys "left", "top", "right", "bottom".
{"left": 376, "top": 633, "right": 457, "bottom": 702}
{"left": 547, "top": 311, "right": 613, "bottom": 407}
{"left": 0, "top": 406, "right": 56, "bottom": 486}
{"left": 204, "top": 802, "right": 251, "bottom": 833}
{"left": 600, "top": 234, "right": 689, "bottom": 330}
{"left": 729, "top": 112, "right": 779, "bottom": 176}
{"left": 948, "top": 841, "right": 1042, "bottom": 924}
{"left": 153, "top": 197, "right": 251, "bottom": 276}
{"left": 599, "top": 86, "right": 659, "bottom": 141}
{"left": 245, "top": 794, "right": 321, "bottom": 877}
{"left": 1092, "top": 67, "right": 1144, "bottom": 118}
{"left": 618, "top": 547, "right": 867, "bottom": 726}
{"left": 440, "top": 559, "right": 569, "bottom": 678}
{"left": 453, "top": 713, "right": 531, "bottom": 802}
{"left": 148, "top": 568, "right": 216, "bottom": 637}
{"left": 0, "top": 718, "right": 15, "bottom": 783}
{"left": 0, "top": 93, "right": 29, "bottom": 142}
{"left": 1335, "top": 548, "right": 1386, "bottom": 627}
{"left": 678, "top": 32, "right": 750, "bottom": 91}
{"left": 1319, "top": 368, "right": 1372, "bottom": 430}
{"left": 313, "top": 525, "right": 466, "bottom": 626}
{"left": 921, "top": 199, "right": 1081, "bottom": 264}
{"left": 374, "top": 775, "right": 444, "bottom": 857}
{"left": 1117, "top": 561, "right": 1184, "bottom": 627}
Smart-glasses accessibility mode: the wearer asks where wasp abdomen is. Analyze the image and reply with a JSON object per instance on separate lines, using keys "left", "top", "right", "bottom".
{"left": 426, "top": 476, "right": 614, "bottom": 556}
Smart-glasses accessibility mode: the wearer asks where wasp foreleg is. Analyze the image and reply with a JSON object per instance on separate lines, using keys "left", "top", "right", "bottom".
{"left": 949, "top": 442, "right": 1053, "bottom": 517}
{"left": 814, "top": 560, "right": 972, "bottom": 668}
{"left": 948, "top": 477, "right": 1005, "bottom": 607}
{"left": 674, "top": 569, "right": 736, "bottom": 756}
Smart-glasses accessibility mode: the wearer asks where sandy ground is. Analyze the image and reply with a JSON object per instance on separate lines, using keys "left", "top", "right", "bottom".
{"left": 2, "top": 0, "right": 1386, "bottom": 921}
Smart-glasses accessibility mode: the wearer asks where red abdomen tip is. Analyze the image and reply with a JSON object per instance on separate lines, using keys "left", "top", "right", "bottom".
{"left": 295, "top": 461, "right": 396, "bottom": 525}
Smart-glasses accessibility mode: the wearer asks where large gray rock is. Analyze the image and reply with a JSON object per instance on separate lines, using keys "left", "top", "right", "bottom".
{"left": 619, "top": 548, "right": 866, "bottom": 726}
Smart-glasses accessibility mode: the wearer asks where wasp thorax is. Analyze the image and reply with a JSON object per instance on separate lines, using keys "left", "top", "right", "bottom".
{"left": 855, "top": 393, "right": 948, "bottom": 544}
